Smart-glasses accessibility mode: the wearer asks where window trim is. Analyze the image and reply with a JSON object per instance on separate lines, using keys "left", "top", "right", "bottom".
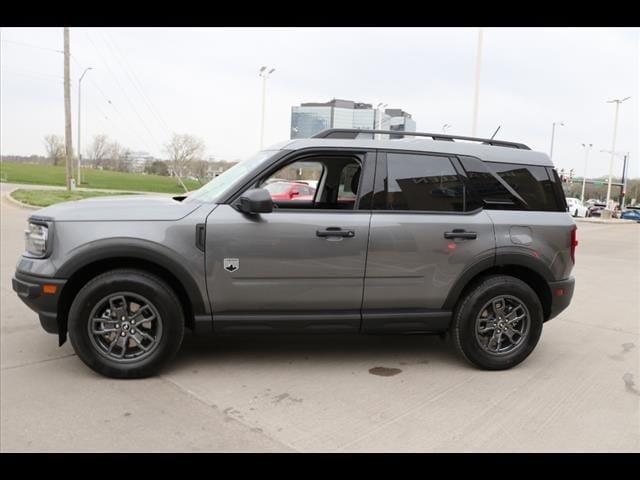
{"left": 372, "top": 149, "right": 483, "bottom": 215}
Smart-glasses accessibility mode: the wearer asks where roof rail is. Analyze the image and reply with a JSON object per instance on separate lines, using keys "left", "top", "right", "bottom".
{"left": 311, "top": 128, "right": 531, "bottom": 150}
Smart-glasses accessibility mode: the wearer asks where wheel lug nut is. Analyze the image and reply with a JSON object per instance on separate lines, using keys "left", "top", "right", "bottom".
{"left": 121, "top": 316, "right": 126, "bottom": 321}
{"left": 115, "top": 324, "right": 120, "bottom": 328}
{"left": 121, "top": 332, "right": 126, "bottom": 336}
{"left": 131, "top": 329, "right": 136, "bottom": 334}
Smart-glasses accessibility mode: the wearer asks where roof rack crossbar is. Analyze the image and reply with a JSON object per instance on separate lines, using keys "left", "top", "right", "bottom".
{"left": 311, "top": 129, "right": 531, "bottom": 150}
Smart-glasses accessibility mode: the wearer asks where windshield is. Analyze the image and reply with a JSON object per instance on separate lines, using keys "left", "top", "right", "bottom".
{"left": 185, "top": 150, "right": 276, "bottom": 203}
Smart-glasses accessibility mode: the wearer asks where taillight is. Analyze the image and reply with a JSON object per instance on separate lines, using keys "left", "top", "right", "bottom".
{"left": 570, "top": 225, "right": 578, "bottom": 264}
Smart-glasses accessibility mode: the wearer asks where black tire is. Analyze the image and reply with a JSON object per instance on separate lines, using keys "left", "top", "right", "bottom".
{"left": 451, "top": 275, "right": 544, "bottom": 370}
{"left": 68, "top": 269, "right": 185, "bottom": 378}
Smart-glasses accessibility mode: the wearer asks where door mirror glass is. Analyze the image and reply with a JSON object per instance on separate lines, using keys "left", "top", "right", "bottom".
{"left": 238, "top": 188, "right": 273, "bottom": 214}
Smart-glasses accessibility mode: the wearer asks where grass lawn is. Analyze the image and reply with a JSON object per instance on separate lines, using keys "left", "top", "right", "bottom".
{"left": 0, "top": 162, "right": 201, "bottom": 194}
{"left": 11, "top": 189, "right": 134, "bottom": 207}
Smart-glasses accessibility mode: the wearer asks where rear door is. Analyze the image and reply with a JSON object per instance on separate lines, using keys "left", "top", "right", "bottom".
{"left": 361, "top": 150, "right": 496, "bottom": 332}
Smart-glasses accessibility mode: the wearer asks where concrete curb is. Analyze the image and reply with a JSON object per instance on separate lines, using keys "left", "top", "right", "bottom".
{"left": 3, "top": 190, "right": 40, "bottom": 210}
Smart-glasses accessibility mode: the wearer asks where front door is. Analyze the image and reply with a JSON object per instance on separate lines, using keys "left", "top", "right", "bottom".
{"left": 205, "top": 150, "right": 375, "bottom": 333}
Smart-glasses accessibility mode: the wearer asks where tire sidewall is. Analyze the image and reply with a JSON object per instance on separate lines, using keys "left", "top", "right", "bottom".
{"left": 68, "top": 270, "right": 184, "bottom": 378}
{"left": 455, "top": 276, "right": 544, "bottom": 370}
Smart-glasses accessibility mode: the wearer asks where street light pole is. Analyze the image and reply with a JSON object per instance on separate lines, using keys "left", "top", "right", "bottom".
{"left": 471, "top": 27, "right": 483, "bottom": 137}
{"left": 549, "top": 121, "right": 564, "bottom": 160}
{"left": 259, "top": 66, "right": 275, "bottom": 149}
{"left": 605, "top": 96, "right": 631, "bottom": 209}
{"left": 580, "top": 143, "right": 592, "bottom": 203}
{"left": 376, "top": 103, "right": 387, "bottom": 139}
{"left": 77, "top": 67, "right": 93, "bottom": 185}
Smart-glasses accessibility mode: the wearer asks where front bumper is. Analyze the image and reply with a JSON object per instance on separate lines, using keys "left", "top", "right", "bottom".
{"left": 546, "top": 276, "right": 575, "bottom": 321}
{"left": 12, "top": 272, "right": 66, "bottom": 334}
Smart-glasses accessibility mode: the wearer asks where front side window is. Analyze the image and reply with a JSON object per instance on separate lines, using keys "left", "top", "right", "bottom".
{"left": 384, "top": 153, "right": 467, "bottom": 212}
{"left": 256, "top": 155, "right": 363, "bottom": 210}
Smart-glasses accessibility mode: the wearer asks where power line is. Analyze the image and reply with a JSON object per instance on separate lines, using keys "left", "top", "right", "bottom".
{"left": 1, "top": 69, "right": 63, "bottom": 82}
{"left": 82, "top": 29, "right": 164, "bottom": 153}
{"left": 1, "top": 39, "right": 63, "bottom": 54}
{"left": 101, "top": 31, "right": 173, "bottom": 138}
{"left": 71, "top": 50, "right": 156, "bottom": 153}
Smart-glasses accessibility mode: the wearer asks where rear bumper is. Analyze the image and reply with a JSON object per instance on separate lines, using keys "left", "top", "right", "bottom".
{"left": 546, "top": 276, "right": 575, "bottom": 321}
{"left": 12, "top": 272, "right": 66, "bottom": 334}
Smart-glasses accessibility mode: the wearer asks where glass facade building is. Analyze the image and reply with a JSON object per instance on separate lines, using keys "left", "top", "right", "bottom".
{"left": 290, "top": 99, "right": 415, "bottom": 139}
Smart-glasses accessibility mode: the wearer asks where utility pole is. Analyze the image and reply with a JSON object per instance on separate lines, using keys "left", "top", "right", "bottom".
{"left": 620, "top": 154, "right": 629, "bottom": 209}
{"left": 259, "top": 66, "right": 275, "bottom": 149}
{"left": 471, "top": 27, "right": 483, "bottom": 137}
{"left": 580, "top": 143, "right": 592, "bottom": 203}
{"left": 63, "top": 27, "right": 74, "bottom": 191}
{"left": 549, "top": 121, "right": 564, "bottom": 160}
{"left": 77, "top": 67, "right": 92, "bottom": 185}
{"left": 605, "top": 97, "right": 631, "bottom": 210}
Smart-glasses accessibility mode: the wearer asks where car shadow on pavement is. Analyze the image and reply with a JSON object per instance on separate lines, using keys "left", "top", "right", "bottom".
{"left": 167, "top": 331, "right": 462, "bottom": 373}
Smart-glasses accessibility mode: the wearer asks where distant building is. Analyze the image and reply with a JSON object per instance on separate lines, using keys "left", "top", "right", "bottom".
{"left": 124, "top": 151, "right": 154, "bottom": 173}
{"left": 290, "top": 99, "right": 416, "bottom": 139}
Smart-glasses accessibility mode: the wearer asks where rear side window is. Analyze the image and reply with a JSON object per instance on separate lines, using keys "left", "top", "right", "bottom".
{"left": 487, "top": 162, "right": 562, "bottom": 212}
{"left": 384, "top": 153, "right": 468, "bottom": 212}
{"left": 458, "top": 156, "right": 564, "bottom": 212}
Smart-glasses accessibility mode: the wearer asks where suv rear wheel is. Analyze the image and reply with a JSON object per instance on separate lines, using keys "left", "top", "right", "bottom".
{"left": 451, "top": 275, "right": 543, "bottom": 370}
{"left": 68, "top": 269, "right": 184, "bottom": 378}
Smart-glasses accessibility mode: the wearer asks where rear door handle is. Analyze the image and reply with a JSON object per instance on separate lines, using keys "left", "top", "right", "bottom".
{"left": 316, "top": 227, "right": 355, "bottom": 238}
{"left": 444, "top": 229, "right": 477, "bottom": 240}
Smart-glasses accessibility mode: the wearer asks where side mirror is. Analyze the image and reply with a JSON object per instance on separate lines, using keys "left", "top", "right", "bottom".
{"left": 289, "top": 189, "right": 300, "bottom": 198}
{"left": 237, "top": 188, "right": 273, "bottom": 214}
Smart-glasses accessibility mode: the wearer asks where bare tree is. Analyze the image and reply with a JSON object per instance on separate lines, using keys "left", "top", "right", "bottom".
{"left": 108, "top": 141, "right": 130, "bottom": 172}
{"left": 43, "top": 135, "right": 65, "bottom": 166}
{"left": 85, "top": 134, "right": 110, "bottom": 169}
{"left": 164, "top": 134, "right": 205, "bottom": 180}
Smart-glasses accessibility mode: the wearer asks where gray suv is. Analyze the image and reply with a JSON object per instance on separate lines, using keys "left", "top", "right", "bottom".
{"left": 12, "top": 129, "right": 577, "bottom": 378}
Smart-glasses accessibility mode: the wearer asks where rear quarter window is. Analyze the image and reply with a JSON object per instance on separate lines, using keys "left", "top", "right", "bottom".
{"left": 459, "top": 156, "right": 564, "bottom": 212}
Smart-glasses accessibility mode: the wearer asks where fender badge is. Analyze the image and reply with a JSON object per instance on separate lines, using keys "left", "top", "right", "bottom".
{"left": 223, "top": 258, "right": 239, "bottom": 272}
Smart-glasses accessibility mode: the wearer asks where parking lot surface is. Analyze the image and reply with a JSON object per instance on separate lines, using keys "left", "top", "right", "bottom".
{"left": 1, "top": 191, "right": 638, "bottom": 452}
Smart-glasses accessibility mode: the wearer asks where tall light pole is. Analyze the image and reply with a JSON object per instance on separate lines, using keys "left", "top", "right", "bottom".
{"left": 471, "top": 27, "right": 484, "bottom": 137}
{"left": 77, "top": 66, "right": 93, "bottom": 185}
{"left": 549, "top": 121, "right": 564, "bottom": 160}
{"left": 259, "top": 66, "right": 275, "bottom": 149}
{"left": 580, "top": 143, "right": 592, "bottom": 203}
{"left": 605, "top": 96, "right": 631, "bottom": 209}
{"left": 376, "top": 103, "right": 387, "bottom": 139}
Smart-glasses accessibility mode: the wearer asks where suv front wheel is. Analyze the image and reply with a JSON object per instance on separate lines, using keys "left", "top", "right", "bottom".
{"left": 452, "top": 275, "right": 544, "bottom": 370}
{"left": 68, "top": 269, "right": 185, "bottom": 378}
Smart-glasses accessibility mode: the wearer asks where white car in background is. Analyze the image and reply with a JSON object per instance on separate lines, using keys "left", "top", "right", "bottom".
{"left": 566, "top": 197, "right": 588, "bottom": 217}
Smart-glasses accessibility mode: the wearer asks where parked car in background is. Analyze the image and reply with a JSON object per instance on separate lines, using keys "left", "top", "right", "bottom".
{"left": 565, "top": 197, "right": 588, "bottom": 218}
{"left": 621, "top": 207, "right": 640, "bottom": 222}
{"left": 264, "top": 181, "right": 316, "bottom": 201}
{"left": 587, "top": 203, "right": 607, "bottom": 217}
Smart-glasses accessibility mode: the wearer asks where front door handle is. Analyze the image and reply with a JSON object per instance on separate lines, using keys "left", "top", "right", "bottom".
{"left": 444, "top": 229, "right": 477, "bottom": 240}
{"left": 316, "top": 227, "right": 355, "bottom": 238}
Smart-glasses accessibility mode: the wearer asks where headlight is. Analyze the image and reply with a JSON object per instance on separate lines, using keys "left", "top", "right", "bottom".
{"left": 24, "top": 222, "right": 49, "bottom": 258}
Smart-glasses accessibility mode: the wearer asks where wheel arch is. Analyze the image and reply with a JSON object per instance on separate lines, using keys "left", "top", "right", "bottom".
{"left": 56, "top": 240, "right": 208, "bottom": 343}
{"left": 443, "top": 254, "right": 553, "bottom": 321}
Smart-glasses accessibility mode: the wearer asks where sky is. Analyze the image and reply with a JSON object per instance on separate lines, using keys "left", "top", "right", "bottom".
{"left": 1, "top": 27, "right": 638, "bottom": 178}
